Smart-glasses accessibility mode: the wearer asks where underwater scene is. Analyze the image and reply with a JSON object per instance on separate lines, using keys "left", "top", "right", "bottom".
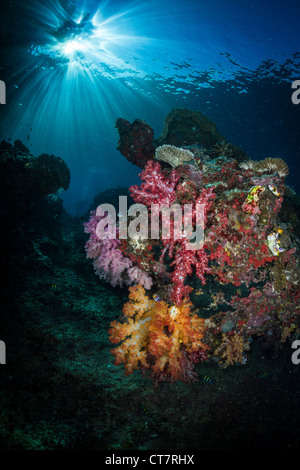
{"left": 1, "top": 0, "right": 300, "bottom": 453}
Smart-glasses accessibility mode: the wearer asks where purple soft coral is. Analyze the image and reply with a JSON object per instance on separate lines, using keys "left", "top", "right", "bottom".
{"left": 84, "top": 210, "right": 152, "bottom": 289}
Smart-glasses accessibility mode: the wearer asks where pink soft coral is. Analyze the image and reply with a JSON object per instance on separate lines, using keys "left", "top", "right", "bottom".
{"left": 129, "top": 160, "right": 180, "bottom": 207}
{"left": 84, "top": 211, "right": 152, "bottom": 289}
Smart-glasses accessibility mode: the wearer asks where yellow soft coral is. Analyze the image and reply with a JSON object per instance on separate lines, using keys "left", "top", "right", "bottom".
{"left": 214, "top": 333, "right": 249, "bottom": 367}
{"left": 108, "top": 284, "right": 208, "bottom": 381}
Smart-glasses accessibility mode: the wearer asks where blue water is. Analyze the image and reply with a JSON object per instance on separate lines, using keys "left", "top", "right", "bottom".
{"left": 1, "top": 0, "right": 300, "bottom": 214}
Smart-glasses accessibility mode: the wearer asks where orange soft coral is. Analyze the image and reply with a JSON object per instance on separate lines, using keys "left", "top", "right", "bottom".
{"left": 108, "top": 284, "right": 208, "bottom": 382}
{"left": 108, "top": 284, "right": 155, "bottom": 374}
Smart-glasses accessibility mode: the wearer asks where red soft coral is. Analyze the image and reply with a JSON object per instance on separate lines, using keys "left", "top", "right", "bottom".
{"left": 170, "top": 246, "right": 211, "bottom": 305}
{"left": 129, "top": 160, "right": 180, "bottom": 207}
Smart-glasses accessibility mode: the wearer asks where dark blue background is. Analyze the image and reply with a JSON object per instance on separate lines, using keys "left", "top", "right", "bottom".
{"left": 1, "top": 0, "right": 299, "bottom": 214}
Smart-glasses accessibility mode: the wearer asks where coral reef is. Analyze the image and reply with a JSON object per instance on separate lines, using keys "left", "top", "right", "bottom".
{"left": 0, "top": 139, "right": 70, "bottom": 287}
{"left": 115, "top": 117, "right": 155, "bottom": 168}
{"left": 2, "top": 119, "right": 300, "bottom": 449}
{"left": 115, "top": 108, "right": 249, "bottom": 170}
{"left": 31, "top": 153, "right": 71, "bottom": 194}
{"left": 0, "top": 139, "right": 70, "bottom": 199}
{"left": 154, "top": 108, "right": 224, "bottom": 149}
{"left": 86, "top": 109, "right": 300, "bottom": 383}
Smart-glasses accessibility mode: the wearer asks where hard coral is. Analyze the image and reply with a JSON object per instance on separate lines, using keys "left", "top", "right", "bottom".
{"left": 31, "top": 153, "right": 71, "bottom": 194}
{"left": 155, "top": 144, "right": 194, "bottom": 168}
{"left": 115, "top": 118, "right": 155, "bottom": 168}
{"left": 254, "top": 157, "right": 289, "bottom": 178}
{"left": 154, "top": 108, "right": 224, "bottom": 148}
{"left": 0, "top": 140, "right": 70, "bottom": 197}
